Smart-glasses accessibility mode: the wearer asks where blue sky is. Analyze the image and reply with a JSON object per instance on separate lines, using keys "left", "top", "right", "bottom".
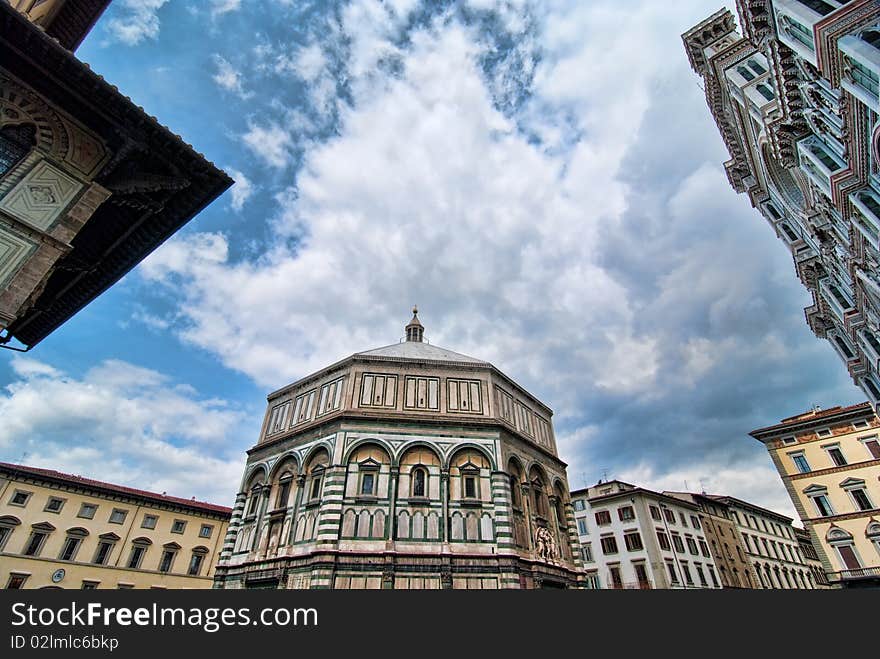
{"left": 0, "top": 0, "right": 864, "bottom": 517}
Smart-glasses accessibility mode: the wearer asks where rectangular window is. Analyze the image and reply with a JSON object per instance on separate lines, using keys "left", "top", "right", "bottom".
{"left": 109, "top": 509, "right": 127, "bottom": 524}
{"left": 81, "top": 581, "right": 99, "bottom": 590}
{"left": 582, "top": 543, "right": 593, "bottom": 563}
{"left": 292, "top": 389, "right": 318, "bottom": 424}
{"left": 699, "top": 539, "right": 710, "bottom": 557}
{"left": 663, "top": 508, "right": 676, "bottom": 524}
{"left": 266, "top": 400, "right": 290, "bottom": 435}
{"left": 609, "top": 566, "right": 623, "bottom": 588}
{"left": 9, "top": 490, "right": 31, "bottom": 507}
{"left": 624, "top": 531, "right": 644, "bottom": 552}
{"left": 600, "top": 536, "right": 618, "bottom": 555}
{"left": 862, "top": 437, "right": 880, "bottom": 460}
{"left": 690, "top": 515, "right": 701, "bottom": 530}
{"left": 404, "top": 376, "right": 440, "bottom": 410}
{"left": 657, "top": 530, "right": 670, "bottom": 551}
{"left": 666, "top": 560, "right": 679, "bottom": 585}
{"left": 812, "top": 494, "right": 834, "bottom": 517}
{"left": 618, "top": 506, "right": 635, "bottom": 521}
{"left": 650, "top": 505, "right": 661, "bottom": 521}
{"left": 0, "top": 526, "right": 12, "bottom": 552}
{"left": 595, "top": 510, "right": 611, "bottom": 525}
{"left": 696, "top": 564, "right": 708, "bottom": 587}
{"left": 463, "top": 475, "right": 477, "bottom": 499}
{"left": 6, "top": 574, "right": 27, "bottom": 589}
{"left": 707, "top": 566, "right": 719, "bottom": 588}
{"left": 360, "top": 472, "right": 376, "bottom": 496}
{"left": 577, "top": 519, "right": 588, "bottom": 535}
{"left": 851, "top": 488, "right": 874, "bottom": 511}
{"left": 679, "top": 512, "right": 688, "bottom": 527}
{"left": 825, "top": 446, "right": 847, "bottom": 466}
{"left": 58, "top": 536, "right": 81, "bottom": 562}
{"left": 360, "top": 375, "right": 397, "bottom": 408}
{"left": 171, "top": 520, "right": 187, "bottom": 534}
{"left": 199, "top": 524, "right": 214, "bottom": 539}
{"left": 686, "top": 537, "right": 698, "bottom": 555}
{"left": 317, "top": 377, "right": 345, "bottom": 416}
{"left": 682, "top": 562, "right": 694, "bottom": 586}
{"left": 141, "top": 514, "right": 158, "bottom": 529}
{"left": 158, "top": 550, "right": 176, "bottom": 573}
{"left": 791, "top": 452, "right": 811, "bottom": 474}
{"left": 44, "top": 497, "right": 65, "bottom": 513}
{"left": 573, "top": 499, "right": 586, "bottom": 511}
{"left": 128, "top": 545, "right": 147, "bottom": 569}
{"left": 671, "top": 533, "right": 685, "bottom": 553}
{"left": 93, "top": 541, "right": 114, "bottom": 566}
{"left": 188, "top": 552, "right": 205, "bottom": 576}
{"left": 78, "top": 503, "right": 97, "bottom": 519}
{"left": 23, "top": 531, "right": 47, "bottom": 557}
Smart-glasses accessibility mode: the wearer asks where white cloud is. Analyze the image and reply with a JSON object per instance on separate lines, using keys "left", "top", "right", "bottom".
{"left": 0, "top": 358, "right": 250, "bottom": 504}
{"left": 241, "top": 121, "right": 295, "bottom": 170}
{"left": 227, "top": 168, "right": 255, "bottom": 211}
{"left": 134, "top": 0, "right": 861, "bottom": 514}
{"left": 209, "top": 0, "right": 242, "bottom": 18}
{"left": 211, "top": 54, "right": 252, "bottom": 99}
{"left": 104, "top": 0, "right": 170, "bottom": 46}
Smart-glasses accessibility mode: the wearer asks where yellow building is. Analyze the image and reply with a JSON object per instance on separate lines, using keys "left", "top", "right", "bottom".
{"left": 751, "top": 403, "right": 880, "bottom": 589}
{"left": 0, "top": 462, "right": 230, "bottom": 589}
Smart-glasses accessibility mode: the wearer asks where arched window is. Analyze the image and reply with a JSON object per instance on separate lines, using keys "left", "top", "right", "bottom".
{"left": 246, "top": 486, "right": 261, "bottom": 517}
{"left": 0, "top": 123, "right": 36, "bottom": 179}
{"left": 411, "top": 466, "right": 427, "bottom": 498}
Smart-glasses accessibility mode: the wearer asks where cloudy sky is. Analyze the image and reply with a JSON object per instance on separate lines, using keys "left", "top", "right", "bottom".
{"left": 0, "top": 0, "right": 864, "bottom": 518}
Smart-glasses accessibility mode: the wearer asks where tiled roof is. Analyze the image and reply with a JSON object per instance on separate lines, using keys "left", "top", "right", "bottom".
{"left": 0, "top": 462, "right": 232, "bottom": 517}
{"left": 356, "top": 341, "right": 487, "bottom": 364}
{"left": 750, "top": 402, "right": 873, "bottom": 436}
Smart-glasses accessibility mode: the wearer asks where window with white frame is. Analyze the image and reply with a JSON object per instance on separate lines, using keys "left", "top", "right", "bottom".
{"left": 840, "top": 478, "right": 874, "bottom": 512}
{"left": 577, "top": 518, "right": 588, "bottom": 536}
{"left": 805, "top": 487, "right": 834, "bottom": 517}
{"left": 789, "top": 451, "right": 811, "bottom": 474}
{"left": 861, "top": 435, "right": 880, "bottom": 460}
{"left": 823, "top": 444, "right": 847, "bottom": 466}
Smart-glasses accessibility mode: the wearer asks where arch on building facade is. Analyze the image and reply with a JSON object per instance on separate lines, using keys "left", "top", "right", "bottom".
{"left": 444, "top": 443, "right": 496, "bottom": 471}
{"left": 341, "top": 437, "right": 394, "bottom": 465}
{"left": 268, "top": 453, "right": 300, "bottom": 480}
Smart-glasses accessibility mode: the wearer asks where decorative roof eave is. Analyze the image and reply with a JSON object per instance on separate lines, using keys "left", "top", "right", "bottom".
{"left": 266, "top": 349, "right": 554, "bottom": 417}
{"left": 0, "top": 462, "right": 232, "bottom": 518}
{"left": 0, "top": 3, "right": 232, "bottom": 348}
{"left": 749, "top": 401, "right": 875, "bottom": 440}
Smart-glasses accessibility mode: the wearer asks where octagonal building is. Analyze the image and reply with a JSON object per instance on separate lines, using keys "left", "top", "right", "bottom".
{"left": 214, "top": 309, "right": 585, "bottom": 589}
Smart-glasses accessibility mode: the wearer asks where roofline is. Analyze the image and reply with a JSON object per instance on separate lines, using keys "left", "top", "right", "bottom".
{"left": 0, "top": 462, "right": 232, "bottom": 518}
{"left": 749, "top": 402, "right": 874, "bottom": 441}
{"left": 574, "top": 486, "right": 700, "bottom": 511}
{"left": 704, "top": 494, "right": 793, "bottom": 524}
{"left": 265, "top": 350, "right": 554, "bottom": 416}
